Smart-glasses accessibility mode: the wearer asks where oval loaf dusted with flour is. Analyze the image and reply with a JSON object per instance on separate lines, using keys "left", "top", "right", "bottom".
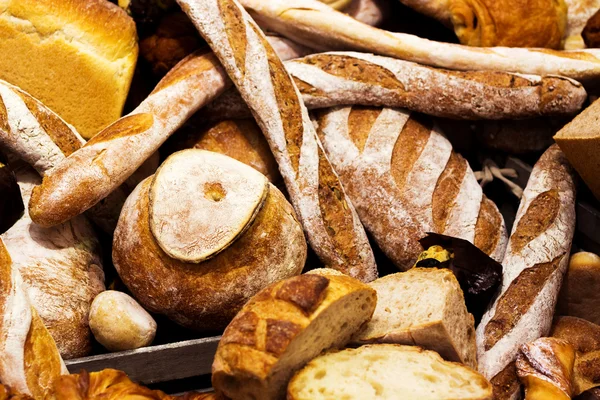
{"left": 314, "top": 105, "right": 507, "bottom": 269}
{"left": 113, "top": 150, "right": 307, "bottom": 331}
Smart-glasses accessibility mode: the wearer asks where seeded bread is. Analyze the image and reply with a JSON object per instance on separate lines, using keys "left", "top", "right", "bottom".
{"left": 355, "top": 268, "right": 477, "bottom": 369}
{"left": 287, "top": 344, "right": 492, "bottom": 400}
{"left": 212, "top": 273, "right": 377, "bottom": 400}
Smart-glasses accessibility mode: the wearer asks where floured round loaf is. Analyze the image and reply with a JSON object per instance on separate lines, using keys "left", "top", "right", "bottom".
{"left": 149, "top": 150, "right": 269, "bottom": 263}
{"left": 113, "top": 150, "right": 307, "bottom": 331}
{"left": 0, "top": 0, "right": 137, "bottom": 139}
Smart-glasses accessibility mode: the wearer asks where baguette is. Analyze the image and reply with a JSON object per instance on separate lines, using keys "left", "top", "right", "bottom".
{"left": 202, "top": 52, "right": 587, "bottom": 120}
{"left": 314, "top": 106, "right": 506, "bottom": 269}
{"left": 178, "top": 0, "right": 377, "bottom": 281}
{"left": 516, "top": 337, "right": 575, "bottom": 400}
{"left": 239, "top": 0, "right": 600, "bottom": 82}
{"left": 212, "top": 273, "right": 377, "bottom": 400}
{"left": 0, "top": 238, "right": 67, "bottom": 398}
{"left": 1, "top": 162, "right": 105, "bottom": 359}
{"left": 29, "top": 50, "right": 230, "bottom": 228}
{"left": 475, "top": 144, "right": 577, "bottom": 399}
{"left": 287, "top": 344, "right": 492, "bottom": 400}
{"left": 0, "top": 79, "right": 154, "bottom": 233}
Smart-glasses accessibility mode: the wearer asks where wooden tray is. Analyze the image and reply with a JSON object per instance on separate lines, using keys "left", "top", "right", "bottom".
{"left": 65, "top": 336, "right": 220, "bottom": 384}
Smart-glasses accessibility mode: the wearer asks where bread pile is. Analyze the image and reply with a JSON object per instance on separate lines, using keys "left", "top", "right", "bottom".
{"left": 3, "top": 0, "right": 600, "bottom": 398}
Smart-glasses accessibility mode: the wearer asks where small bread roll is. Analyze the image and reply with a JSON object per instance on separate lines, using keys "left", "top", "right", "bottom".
{"left": 557, "top": 252, "right": 600, "bottom": 325}
{"left": 89, "top": 291, "right": 157, "bottom": 352}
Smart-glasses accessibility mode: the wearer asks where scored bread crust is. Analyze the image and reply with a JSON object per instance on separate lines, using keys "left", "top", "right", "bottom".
{"left": 113, "top": 173, "right": 307, "bottom": 331}
{"left": 29, "top": 50, "right": 231, "bottom": 228}
{"left": 149, "top": 150, "right": 269, "bottom": 263}
{"left": 1, "top": 163, "right": 105, "bottom": 359}
{"left": 203, "top": 52, "right": 587, "bottom": 120}
{"left": 178, "top": 0, "right": 377, "bottom": 281}
{"left": 212, "top": 274, "right": 377, "bottom": 400}
{"left": 239, "top": 0, "right": 600, "bottom": 82}
{"left": 287, "top": 344, "right": 492, "bottom": 400}
{"left": 0, "top": 238, "right": 67, "bottom": 398}
{"left": 476, "top": 145, "right": 576, "bottom": 397}
{"left": 0, "top": 0, "right": 138, "bottom": 138}
{"left": 314, "top": 106, "right": 506, "bottom": 269}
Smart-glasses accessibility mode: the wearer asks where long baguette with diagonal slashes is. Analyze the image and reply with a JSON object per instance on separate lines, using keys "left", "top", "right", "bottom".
{"left": 314, "top": 105, "right": 507, "bottom": 269}
{"left": 177, "top": 0, "right": 377, "bottom": 281}
{"left": 475, "top": 144, "right": 576, "bottom": 400}
{"left": 0, "top": 79, "right": 156, "bottom": 233}
{"left": 0, "top": 238, "right": 68, "bottom": 398}
{"left": 238, "top": 0, "right": 600, "bottom": 82}
{"left": 202, "top": 52, "right": 587, "bottom": 120}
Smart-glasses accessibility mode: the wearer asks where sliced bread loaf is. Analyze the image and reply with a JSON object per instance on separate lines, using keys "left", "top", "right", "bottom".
{"left": 355, "top": 268, "right": 477, "bottom": 368}
{"left": 212, "top": 273, "right": 377, "bottom": 400}
{"left": 287, "top": 344, "right": 492, "bottom": 400}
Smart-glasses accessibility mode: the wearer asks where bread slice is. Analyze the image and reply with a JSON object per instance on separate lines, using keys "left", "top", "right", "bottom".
{"left": 0, "top": 0, "right": 138, "bottom": 138}
{"left": 212, "top": 273, "right": 377, "bottom": 400}
{"left": 355, "top": 268, "right": 477, "bottom": 368}
{"left": 287, "top": 344, "right": 492, "bottom": 400}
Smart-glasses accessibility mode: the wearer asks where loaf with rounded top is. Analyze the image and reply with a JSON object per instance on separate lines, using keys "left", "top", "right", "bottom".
{"left": 113, "top": 150, "right": 307, "bottom": 331}
{"left": 89, "top": 290, "right": 157, "bottom": 352}
{"left": 1, "top": 162, "right": 105, "bottom": 359}
{"left": 203, "top": 51, "right": 587, "bottom": 120}
{"left": 314, "top": 105, "right": 506, "bottom": 269}
{"left": 166, "top": 119, "right": 281, "bottom": 184}
{"left": 287, "top": 344, "right": 492, "bottom": 400}
{"left": 239, "top": 0, "right": 600, "bottom": 82}
{"left": 475, "top": 144, "right": 576, "bottom": 399}
{"left": 178, "top": 0, "right": 377, "bottom": 281}
{"left": 212, "top": 273, "right": 377, "bottom": 400}
{"left": 0, "top": 238, "right": 67, "bottom": 398}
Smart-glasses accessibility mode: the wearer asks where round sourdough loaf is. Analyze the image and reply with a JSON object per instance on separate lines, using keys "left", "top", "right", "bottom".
{"left": 113, "top": 150, "right": 307, "bottom": 331}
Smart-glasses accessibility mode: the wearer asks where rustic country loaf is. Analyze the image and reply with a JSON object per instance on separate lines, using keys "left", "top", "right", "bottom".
{"left": 178, "top": 0, "right": 377, "bottom": 281}
{"left": 475, "top": 144, "right": 577, "bottom": 400}
{"left": 287, "top": 344, "right": 493, "bottom": 400}
{"left": 557, "top": 252, "right": 600, "bottom": 325}
{"left": 239, "top": 0, "right": 600, "bottom": 82}
{"left": 88, "top": 290, "right": 157, "bottom": 352}
{"left": 0, "top": 238, "right": 67, "bottom": 398}
{"left": 113, "top": 150, "right": 306, "bottom": 331}
{"left": 516, "top": 337, "right": 575, "bottom": 400}
{"left": 555, "top": 99, "right": 600, "bottom": 203}
{"left": 167, "top": 119, "right": 281, "bottom": 184}
{"left": 0, "top": 0, "right": 138, "bottom": 139}
{"left": 203, "top": 51, "right": 587, "bottom": 121}
{"left": 212, "top": 273, "right": 377, "bottom": 400}
{"left": 1, "top": 162, "right": 105, "bottom": 359}
{"left": 551, "top": 316, "right": 600, "bottom": 395}
{"left": 314, "top": 105, "right": 506, "bottom": 269}
{"left": 355, "top": 268, "right": 477, "bottom": 369}
{"left": 396, "top": 0, "right": 567, "bottom": 48}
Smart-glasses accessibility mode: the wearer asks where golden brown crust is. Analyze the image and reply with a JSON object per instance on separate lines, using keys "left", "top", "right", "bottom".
{"left": 583, "top": 8, "right": 600, "bottom": 48}
{"left": 448, "top": 0, "right": 567, "bottom": 48}
{"left": 390, "top": 114, "right": 432, "bottom": 190}
{"left": 85, "top": 114, "right": 154, "bottom": 146}
{"left": 485, "top": 255, "right": 565, "bottom": 350}
{"left": 432, "top": 152, "right": 467, "bottom": 233}
{"left": 168, "top": 119, "right": 281, "bottom": 183}
{"left": 510, "top": 190, "right": 560, "bottom": 253}
{"left": 557, "top": 252, "right": 600, "bottom": 326}
{"left": 474, "top": 197, "right": 503, "bottom": 256}
{"left": 113, "top": 177, "right": 306, "bottom": 331}
{"left": 490, "top": 362, "right": 520, "bottom": 400}
{"left": 346, "top": 106, "right": 381, "bottom": 152}
{"left": 212, "top": 274, "right": 377, "bottom": 400}
{"left": 0, "top": 385, "right": 33, "bottom": 400}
